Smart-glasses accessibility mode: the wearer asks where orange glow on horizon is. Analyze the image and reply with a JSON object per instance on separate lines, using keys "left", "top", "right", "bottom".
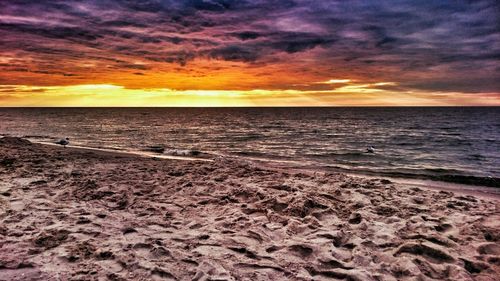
{"left": 1, "top": 83, "right": 499, "bottom": 107}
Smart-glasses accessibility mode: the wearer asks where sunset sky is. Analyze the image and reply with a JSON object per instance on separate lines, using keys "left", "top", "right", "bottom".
{"left": 1, "top": 0, "right": 499, "bottom": 106}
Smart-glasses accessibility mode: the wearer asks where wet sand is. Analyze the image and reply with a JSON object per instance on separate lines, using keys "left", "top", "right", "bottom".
{"left": 0, "top": 137, "right": 499, "bottom": 281}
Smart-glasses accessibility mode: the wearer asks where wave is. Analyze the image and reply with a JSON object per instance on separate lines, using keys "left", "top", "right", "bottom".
{"left": 322, "top": 165, "right": 500, "bottom": 188}
{"left": 143, "top": 145, "right": 208, "bottom": 158}
{"left": 232, "top": 134, "right": 264, "bottom": 141}
{"left": 303, "top": 151, "right": 377, "bottom": 159}
{"left": 164, "top": 148, "right": 203, "bottom": 157}
{"left": 230, "top": 153, "right": 499, "bottom": 188}
{"left": 386, "top": 172, "right": 499, "bottom": 188}
{"left": 234, "top": 151, "right": 268, "bottom": 157}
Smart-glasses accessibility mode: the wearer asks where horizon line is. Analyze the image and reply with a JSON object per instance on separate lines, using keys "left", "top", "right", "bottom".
{"left": 1, "top": 105, "right": 499, "bottom": 108}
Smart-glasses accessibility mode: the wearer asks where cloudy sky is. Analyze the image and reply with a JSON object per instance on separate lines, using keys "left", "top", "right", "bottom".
{"left": 1, "top": 0, "right": 499, "bottom": 106}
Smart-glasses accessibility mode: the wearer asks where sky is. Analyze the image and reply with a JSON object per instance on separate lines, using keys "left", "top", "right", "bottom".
{"left": 0, "top": 0, "right": 499, "bottom": 106}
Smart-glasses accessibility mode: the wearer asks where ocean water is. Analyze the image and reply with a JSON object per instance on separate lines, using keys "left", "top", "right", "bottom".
{"left": 0, "top": 107, "right": 499, "bottom": 186}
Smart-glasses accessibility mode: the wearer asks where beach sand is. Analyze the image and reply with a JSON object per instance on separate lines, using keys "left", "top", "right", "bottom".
{"left": 0, "top": 137, "right": 499, "bottom": 281}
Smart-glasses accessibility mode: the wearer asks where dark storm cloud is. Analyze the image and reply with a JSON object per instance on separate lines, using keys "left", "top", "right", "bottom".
{"left": 162, "top": 51, "right": 197, "bottom": 66}
{"left": 186, "top": 0, "right": 239, "bottom": 11}
{"left": 268, "top": 33, "right": 332, "bottom": 54}
{"left": 102, "top": 20, "right": 148, "bottom": 28}
{"left": 229, "top": 31, "right": 262, "bottom": 41}
{"left": 206, "top": 31, "right": 333, "bottom": 62}
{"left": 208, "top": 45, "right": 259, "bottom": 62}
{"left": 0, "top": 0, "right": 499, "bottom": 92}
{"left": 403, "top": 78, "right": 500, "bottom": 94}
{"left": 0, "top": 23, "right": 102, "bottom": 41}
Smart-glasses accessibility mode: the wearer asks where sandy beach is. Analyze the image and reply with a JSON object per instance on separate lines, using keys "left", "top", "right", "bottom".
{"left": 0, "top": 137, "right": 499, "bottom": 281}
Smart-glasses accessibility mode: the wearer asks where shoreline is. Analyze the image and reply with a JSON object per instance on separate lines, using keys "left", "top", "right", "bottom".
{"left": 4, "top": 132, "right": 498, "bottom": 189}
{"left": 1, "top": 137, "right": 499, "bottom": 280}
{"left": 250, "top": 160, "right": 500, "bottom": 201}
{"left": 36, "top": 141, "right": 214, "bottom": 162}
{"left": 23, "top": 138, "right": 500, "bottom": 196}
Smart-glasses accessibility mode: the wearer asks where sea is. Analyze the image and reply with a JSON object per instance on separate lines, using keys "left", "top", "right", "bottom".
{"left": 0, "top": 107, "right": 499, "bottom": 187}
